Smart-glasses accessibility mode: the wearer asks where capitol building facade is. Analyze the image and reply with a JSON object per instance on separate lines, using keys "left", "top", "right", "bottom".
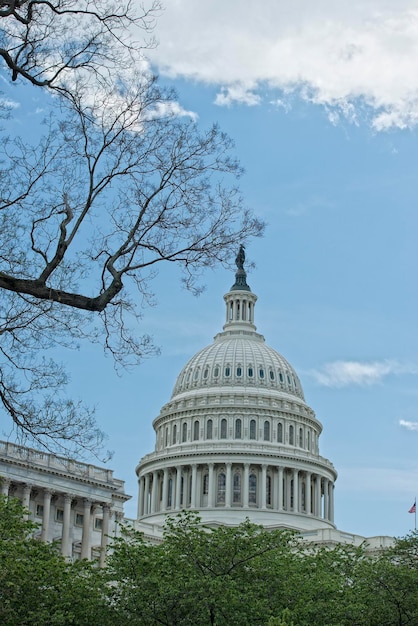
{"left": 0, "top": 251, "right": 392, "bottom": 558}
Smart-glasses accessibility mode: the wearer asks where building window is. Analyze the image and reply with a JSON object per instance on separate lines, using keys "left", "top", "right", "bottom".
{"left": 299, "top": 428, "right": 303, "bottom": 447}
{"left": 94, "top": 517, "right": 103, "bottom": 531}
{"left": 233, "top": 472, "right": 241, "bottom": 504}
{"left": 248, "top": 366, "right": 254, "bottom": 378}
{"left": 279, "top": 372, "right": 284, "bottom": 382}
{"left": 194, "top": 368, "right": 199, "bottom": 380}
{"left": 264, "top": 420, "right": 270, "bottom": 441}
{"left": 249, "top": 473, "right": 257, "bottom": 504}
{"left": 217, "top": 472, "right": 226, "bottom": 504}
{"left": 277, "top": 422, "right": 283, "bottom": 443}
{"left": 193, "top": 420, "right": 200, "bottom": 441}
{"left": 182, "top": 422, "right": 187, "bottom": 443}
{"left": 289, "top": 425, "right": 294, "bottom": 445}
{"left": 235, "top": 418, "right": 242, "bottom": 439}
{"left": 214, "top": 365, "right": 220, "bottom": 377}
{"left": 180, "top": 477, "right": 184, "bottom": 506}
{"left": 225, "top": 366, "right": 231, "bottom": 377}
{"left": 307, "top": 431, "right": 311, "bottom": 451}
{"left": 203, "top": 474, "right": 209, "bottom": 495}
{"left": 266, "top": 475, "right": 272, "bottom": 506}
{"left": 236, "top": 366, "right": 242, "bottom": 377}
{"left": 259, "top": 367, "right": 265, "bottom": 379}
{"left": 206, "top": 419, "right": 213, "bottom": 440}
{"left": 269, "top": 369, "right": 275, "bottom": 381}
{"left": 55, "top": 508, "right": 64, "bottom": 523}
{"left": 75, "top": 513, "right": 84, "bottom": 527}
{"left": 36, "top": 504, "right": 44, "bottom": 517}
{"left": 220, "top": 418, "right": 227, "bottom": 439}
{"left": 203, "top": 367, "right": 209, "bottom": 379}
{"left": 250, "top": 419, "right": 256, "bottom": 440}
{"left": 172, "top": 424, "right": 177, "bottom": 445}
{"left": 165, "top": 427, "right": 168, "bottom": 447}
{"left": 287, "top": 374, "right": 291, "bottom": 384}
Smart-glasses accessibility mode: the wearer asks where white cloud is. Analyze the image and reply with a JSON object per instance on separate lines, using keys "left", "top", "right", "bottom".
{"left": 148, "top": 0, "right": 418, "bottom": 129}
{"left": 399, "top": 420, "right": 418, "bottom": 431}
{"left": 310, "top": 359, "right": 418, "bottom": 387}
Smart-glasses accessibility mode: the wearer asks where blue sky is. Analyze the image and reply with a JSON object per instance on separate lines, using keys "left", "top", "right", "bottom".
{"left": 3, "top": 0, "right": 418, "bottom": 538}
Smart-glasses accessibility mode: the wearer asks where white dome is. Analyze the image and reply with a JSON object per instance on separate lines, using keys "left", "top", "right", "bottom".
{"left": 172, "top": 332, "right": 305, "bottom": 401}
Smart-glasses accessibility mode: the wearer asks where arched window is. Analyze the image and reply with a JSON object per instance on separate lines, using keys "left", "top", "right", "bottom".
{"left": 279, "top": 372, "right": 284, "bottom": 382}
{"left": 172, "top": 424, "right": 177, "bottom": 445}
{"left": 248, "top": 366, "right": 254, "bottom": 378}
{"left": 203, "top": 367, "right": 209, "bottom": 379}
{"left": 206, "top": 419, "right": 213, "bottom": 440}
{"left": 269, "top": 369, "right": 275, "bottom": 381}
{"left": 233, "top": 472, "right": 241, "bottom": 503}
{"left": 299, "top": 428, "right": 303, "bottom": 447}
{"left": 289, "top": 425, "right": 294, "bottom": 445}
{"left": 235, "top": 418, "right": 242, "bottom": 439}
{"left": 214, "top": 365, "right": 220, "bottom": 377}
{"left": 249, "top": 473, "right": 257, "bottom": 504}
{"left": 266, "top": 475, "right": 272, "bottom": 506}
{"left": 277, "top": 422, "right": 283, "bottom": 443}
{"left": 225, "top": 366, "right": 231, "bottom": 377}
{"left": 236, "top": 366, "right": 242, "bottom": 377}
{"left": 259, "top": 367, "right": 265, "bottom": 379}
{"left": 250, "top": 419, "right": 256, "bottom": 440}
{"left": 264, "top": 420, "right": 270, "bottom": 441}
{"left": 217, "top": 472, "right": 226, "bottom": 504}
{"left": 193, "top": 420, "right": 199, "bottom": 441}
{"left": 220, "top": 418, "right": 227, "bottom": 439}
{"left": 203, "top": 474, "right": 209, "bottom": 495}
{"left": 182, "top": 422, "right": 187, "bottom": 443}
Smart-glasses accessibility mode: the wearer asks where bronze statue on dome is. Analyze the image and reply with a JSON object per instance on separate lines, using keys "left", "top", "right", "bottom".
{"left": 235, "top": 244, "right": 245, "bottom": 270}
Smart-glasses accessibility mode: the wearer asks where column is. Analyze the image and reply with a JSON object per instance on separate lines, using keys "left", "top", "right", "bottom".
{"left": 1, "top": 478, "right": 10, "bottom": 496}
{"left": 81, "top": 499, "right": 92, "bottom": 560}
{"left": 208, "top": 463, "right": 215, "bottom": 508}
{"left": 99, "top": 504, "right": 111, "bottom": 568}
{"left": 61, "top": 494, "right": 72, "bottom": 558}
{"left": 316, "top": 476, "right": 322, "bottom": 518}
{"left": 191, "top": 465, "right": 197, "bottom": 508}
{"left": 329, "top": 482, "right": 334, "bottom": 523}
{"left": 277, "top": 466, "right": 283, "bottom": 512}
{"left": 285, "top": 470, "right": 291, "bottom": 511}
{"left": 261, "top": 464, "right": 267, "bottom": 509}
{"left": 323, "top": 479, "right": 329, "bottom": 520}
{"left": 292, "top": 469, "right": 299, "bottom": 512}
{"left": 175, "top": 466, "right": 182, "bottom": 509}
{"left": 162, "top": 468, "right": 169, "bottom": 511}
{"left": 137, "top": 477, "right": 143, "bottom": 518}
{"left": 22, "top": 484, "right": 32, "bottom": 519}
{"left": 243, "top": 463, "right": 250, "bottom": 508}
{"left": 41, "top": 490, "right": 53, "bottom": 542}
{"left": 305, "top": 472, "right": 311, "bottom": 515}
{"left": 144, "top": 473, "right": 150, "bottom": 515}
{"left": 151, "top": 471, "right": 158, "bottom": 513}
{"left": 225, "top": 463, "right": 232, "bottom": 508}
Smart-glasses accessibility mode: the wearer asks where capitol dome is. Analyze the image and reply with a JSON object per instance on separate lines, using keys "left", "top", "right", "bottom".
{"left": 136, "top": 248, "right": 337, "bottom": 532}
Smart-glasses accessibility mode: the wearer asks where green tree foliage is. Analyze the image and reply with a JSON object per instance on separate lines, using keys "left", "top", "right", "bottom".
{"left": 3, "top": 500, "right": 418, "bottom": 625}
{"left": 0, "top": 495, "right": 112, "bottom": 626}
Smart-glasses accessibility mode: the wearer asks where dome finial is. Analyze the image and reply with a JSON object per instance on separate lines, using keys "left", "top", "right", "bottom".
{"left": 231, "top": 244, "right": 251, "bottom": 291}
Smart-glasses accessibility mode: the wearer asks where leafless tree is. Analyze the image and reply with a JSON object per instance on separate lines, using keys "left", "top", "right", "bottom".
{"left": 0, "top": 1, "right": 264, "bottom": 457}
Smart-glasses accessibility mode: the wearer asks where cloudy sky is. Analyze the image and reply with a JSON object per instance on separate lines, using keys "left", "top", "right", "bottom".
{"left": 4, "top": 0, "right": 418, "bottom": 538}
